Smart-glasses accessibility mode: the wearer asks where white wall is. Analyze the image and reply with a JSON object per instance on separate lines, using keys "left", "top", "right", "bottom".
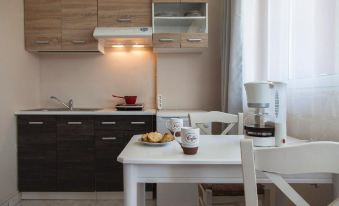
{"left": 0, "top": 0, "right": 40, "bottom": 203}
{"left": 156, "top": 0, "right": 222, "bottom": 110}
{"left": 40, "top": 49, "right": 156, "bottom": 109}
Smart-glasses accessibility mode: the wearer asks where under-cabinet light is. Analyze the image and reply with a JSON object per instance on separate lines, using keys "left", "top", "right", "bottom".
{"left": 112, "top": 45, "right": 125, "bottom": 48}
{"left": 132, "top": 45, "right": 145, "bottom": 48}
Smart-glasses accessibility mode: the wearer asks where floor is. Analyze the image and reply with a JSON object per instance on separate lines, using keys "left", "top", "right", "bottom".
{"left": 18, "top": 200, "right": 156, "bottom": 206}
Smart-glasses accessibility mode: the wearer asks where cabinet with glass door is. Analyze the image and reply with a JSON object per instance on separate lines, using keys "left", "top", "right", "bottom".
{"left": 152, "top": 0, "right": 208, "bottom": 50}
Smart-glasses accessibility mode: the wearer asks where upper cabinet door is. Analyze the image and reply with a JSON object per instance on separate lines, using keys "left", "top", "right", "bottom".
{"left": 98, "top": 0, "right": 152, "bottom": 27}
{"left": 61, "top": 0, "right": 98, "bottom": 51}
{"left": 153, "top": 0, "right": 180, "bottom": 2}
{"left": 62, "top": 0, "right": 97, "bottom": 30}
{"left": 25, "top": 0, "right": 62, "bottom": 51}
{"left": 181, "top": 0, "right": 208, "bottom": 2}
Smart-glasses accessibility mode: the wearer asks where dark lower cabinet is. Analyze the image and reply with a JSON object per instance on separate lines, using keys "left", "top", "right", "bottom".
{"left": 18, "top": 116, "right": 57, "bottom": 191}
{"left": 57, "top": 116, "right": 95, "bottom": 192}
{"left": 94, "top": 116, "right": 155, "bottom": 191}
{"left": 17, "top": 115, "right": 156, "bottom": 192}
{"left": 95, "top": 131, "right": 125, "bottom": 191}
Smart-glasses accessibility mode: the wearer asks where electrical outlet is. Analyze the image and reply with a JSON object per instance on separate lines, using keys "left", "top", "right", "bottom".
{"left": 157, "top": 94, "right": 163, "bottom": 110}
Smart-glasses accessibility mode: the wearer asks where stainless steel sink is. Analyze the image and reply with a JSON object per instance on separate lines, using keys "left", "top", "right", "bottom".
{"left": 23, "top": 108, "right": 101, "bottom": 112}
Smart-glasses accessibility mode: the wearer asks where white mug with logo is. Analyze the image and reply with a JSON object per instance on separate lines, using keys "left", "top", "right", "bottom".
{"left": 181, "top": 127, "right": 200, "bottom": 155}
{"left": 166, "top": 118, "right": 184, "bottom": 137}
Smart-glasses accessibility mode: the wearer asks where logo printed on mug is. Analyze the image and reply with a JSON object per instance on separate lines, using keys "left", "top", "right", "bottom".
{"left": 186, "top": 134, "right": 198, "bottom": 143}
{"left": 181, "top": 127, "right": 200, "bottom": 155}
{"left": 166, "top": 118, "right": 184, "bottom": 138}
{"left": 181, "top": 127, "right": 200, "bottom": 148}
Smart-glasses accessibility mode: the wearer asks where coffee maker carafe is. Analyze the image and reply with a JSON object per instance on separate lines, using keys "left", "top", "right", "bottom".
{"left": 244, "top": 81, "right": 287, "bottom": 147}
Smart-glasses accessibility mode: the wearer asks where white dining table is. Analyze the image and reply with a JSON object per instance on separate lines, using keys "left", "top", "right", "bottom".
{"left": 117, "top": 135, "right": 336, "bottom": 206}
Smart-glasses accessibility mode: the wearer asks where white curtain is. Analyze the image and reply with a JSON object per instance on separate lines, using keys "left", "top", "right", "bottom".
{"left": 221, "top": 0, "right": 243, "bottom": 114}
{"left": 242, "top": 0, "right": 339, "bottom": 141}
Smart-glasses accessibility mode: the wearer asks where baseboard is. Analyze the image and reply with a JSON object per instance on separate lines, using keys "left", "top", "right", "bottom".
{"left": 21, "top": 192, "right": 96, "bottom": 200}
{"left": 97, "top": 192, "right": 153, "bottom": 200}
{"left": 0, "top": 193, "right": 20, "bottom": 206}
{"left": 21, "top": 192, "right": 153, "bottom": 200}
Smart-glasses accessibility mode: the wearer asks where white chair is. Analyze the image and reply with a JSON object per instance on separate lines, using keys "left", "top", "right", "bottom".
{"left": 189, "top": 111, "right": 244, "bottom": 135}
{"left": 241, "top": 139, "right": 339, "bottom": 206}
{"left": 189, "top": 111, "right": 267, "bottom": 206}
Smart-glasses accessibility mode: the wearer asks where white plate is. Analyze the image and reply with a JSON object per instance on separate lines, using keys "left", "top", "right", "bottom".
{"left": 138, "top": 138, "right": 174, "bottom": 146}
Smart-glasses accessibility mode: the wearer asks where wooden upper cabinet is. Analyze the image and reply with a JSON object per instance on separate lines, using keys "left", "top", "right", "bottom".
{"left": 61, "top": 0, "right": 98, "bottom": 51}
{"left": 25, "top": 0, "right": 62, "bottom": 51}
{"left": 181, "top": 33, "right": 208, "bottom": 48}
{"left": 154, "top": 0, "right": 207, "bottom": 2}
{"left": 62, "top": 0, "right": 97, "bottom": 30}
{"left": 98, "top": 0, "right": 152, "bottom": 27}
{"left": 181, "top": 0, "right": 208, "bottom": 2}
{"left": 153, "top": 0, "right": 180, "bottom": 2}
{"left": 153, "top": 33, "right": 180, "bottom": 48}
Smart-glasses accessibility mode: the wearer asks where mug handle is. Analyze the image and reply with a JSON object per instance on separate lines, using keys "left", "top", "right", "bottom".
{"left": 166, "top": 120, "right": 172, "bottom": 130}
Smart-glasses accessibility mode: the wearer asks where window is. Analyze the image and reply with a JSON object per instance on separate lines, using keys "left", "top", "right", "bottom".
{"left": 287, "top": 0, "right": 339, "bottom": 88}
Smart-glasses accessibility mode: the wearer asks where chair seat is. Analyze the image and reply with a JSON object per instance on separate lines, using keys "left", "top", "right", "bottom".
{"left": 201, "top": 183, "right": 265, "bottom": 196}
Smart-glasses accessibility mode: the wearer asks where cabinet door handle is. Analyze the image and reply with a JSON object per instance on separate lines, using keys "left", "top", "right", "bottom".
{"left": 187, "top": 38, "right": 202, "bottom": 42}
{"left": 101, "top": 122, "right": 116, "bottom": 125}
{"left": 34, "top": 40, "right": 50, "bottom": 44}
{"left": 72, "top": 40, "right": 86, "bottom": 44}
{"left": 131, "top": 121, "right": 146, "bottom": 125}
{"left": 159, "top": 38, "right": 175, "bottom": 42}
{"left": 117, "top": 18, "right": 132, "bottom": 22}
{"left": 29, "top": 122, "right": 44, "bottom": 125}
{"left": 67, "top": 122, "right": 82, "bottom": 125}
{"left": 101, "top": 137, "right": 117, "bottom": 141}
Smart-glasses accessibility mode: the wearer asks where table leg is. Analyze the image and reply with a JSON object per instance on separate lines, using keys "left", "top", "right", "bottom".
{"left": 138, "top": 183, "right": 146, "bottom": 206}
{"left": 334, "top": 174, "right": 339, "bottom": 199}
{"left": 124, "top": 164, "right": 137, "bottom": 206}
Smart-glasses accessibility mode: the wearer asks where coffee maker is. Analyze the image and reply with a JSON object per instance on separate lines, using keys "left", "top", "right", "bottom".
{"left": 244, "top": 81, "right": 287, "bottom": 147}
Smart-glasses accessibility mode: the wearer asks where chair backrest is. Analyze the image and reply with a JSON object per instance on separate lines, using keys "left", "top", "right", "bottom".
{"left": 241, "top": 139, "right": 339, "bottom": 206}
{"left": 189, "top": 111, "right": 244, "bottom": 135}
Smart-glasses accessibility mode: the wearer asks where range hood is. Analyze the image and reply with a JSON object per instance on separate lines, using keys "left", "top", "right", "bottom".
{"left": 93, "top": 27, "right": 153, "bottom": 48}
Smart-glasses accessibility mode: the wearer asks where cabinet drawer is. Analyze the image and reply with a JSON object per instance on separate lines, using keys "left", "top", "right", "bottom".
{"left": 62, "top": 29, "right": 98, "bottom": 51}
{"left": 181, "top": 0, "right": 208, "bottom": 2}
{"left": 98, "top": 0, "right": 152, "bottom": 27}
{"left": 153, "top": 33, "right": 181, "bottom": 48}
{"left": 126, "top": 116, "right": 153, "bottom": 130}
{"left": 25, "top": 31, "right": 62, "bottom": 51}
{"left": 96, "top": 131, "right": 125, "bottom": 145}
{"left": 153, "top": 0, "right": 180, "bottom": 2}
{"left": 18, "top": 116, "right": 56, "bottom": 133}
{"left": 57, "top": 117, "right": 94, "bottom": 136}
{"left": 100, "top": 15, "right": 151, "bottom": 27}
{"left": 18, "top": 129, "right": 56, "bottom": 146}
{"left": 95, "top": 116, "right": 154, "bottom": 131}
{"left": 181, "top": 33, "right": 208, "bottom": 48}
{"left": 95, "top": 131, "right": 131, "bottom": 159}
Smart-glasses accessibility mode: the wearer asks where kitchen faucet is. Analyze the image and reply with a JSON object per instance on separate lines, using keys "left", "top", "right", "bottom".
{"left": 50, "top": 96, "right": 74, "bottom": 111}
